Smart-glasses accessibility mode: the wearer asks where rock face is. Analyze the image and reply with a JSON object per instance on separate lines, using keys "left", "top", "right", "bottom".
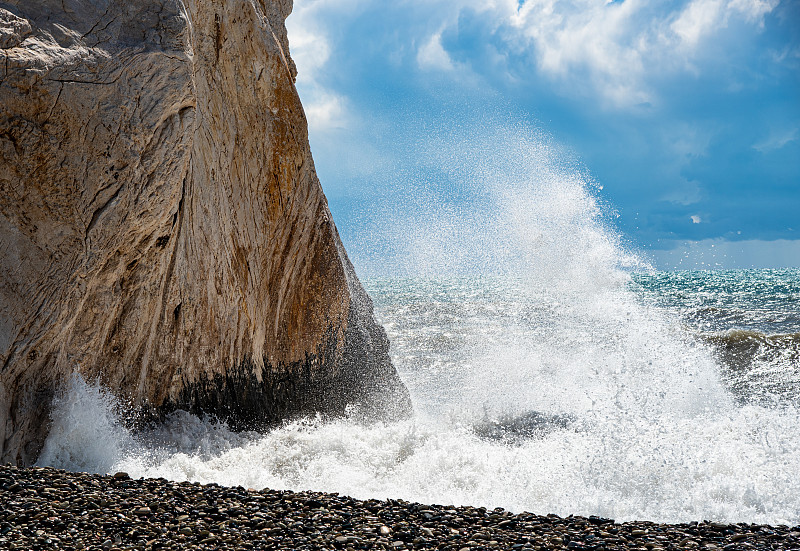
{"left": 0, "top": 0, "right": 411, "bottom": 465}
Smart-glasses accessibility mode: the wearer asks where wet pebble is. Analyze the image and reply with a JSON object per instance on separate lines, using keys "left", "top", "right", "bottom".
{"left": 0, "top": 465, "right": 798, "bottom": 550}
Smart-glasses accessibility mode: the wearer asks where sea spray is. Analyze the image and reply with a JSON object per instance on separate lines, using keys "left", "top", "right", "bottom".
{"left": 37, "top": 374, "right": 135, "bottom": 473}
{"left": 37, "top": 120, "right": 800, "bottom": 525}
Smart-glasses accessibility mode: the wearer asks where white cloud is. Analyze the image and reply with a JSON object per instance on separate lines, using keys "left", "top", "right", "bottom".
{"left": 728, "top": 0, "right": 780, "bottom": 24}
{"left": 285, "top": 26, "right": 331, "bottom": 87}
{"left": 510, "top": 0, "right": 651, "bottom": 105}
{"left": 289, "top": 0, "right": 783, "bottom": 112}
{"left": 669, "top": 0, "right": 778, "bottom": 57}
{"left": 302, "top": 91, "right": 348, "bottom": 130}
{"left": 753, "top": 126, "right": 799, "bottom": 152}
{"left": 768, "top": 44, "right": 800, "bottom": 65}
{"left": 670, "top": 0, "right": 724, "bottom": 49}
{"left": 490, "top": 0, "right": 780, "bottom": 106}
{"left": 690, "top": 214, "right": 702, "bottom": 224}
{"left": 287, "top": 1, "right": 375, "bottom": 132}
{"left": 417, "top": 32, "right": 455, "bottom": 71}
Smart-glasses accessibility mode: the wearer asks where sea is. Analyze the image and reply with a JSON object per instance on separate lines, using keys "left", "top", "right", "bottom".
{"left": 36, "top": 123, "right": 800, "bottom": 526}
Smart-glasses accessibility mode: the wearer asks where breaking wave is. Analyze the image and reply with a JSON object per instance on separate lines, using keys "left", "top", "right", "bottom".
{"left": 37, "top": 120, "right": 800, "bottom": 525}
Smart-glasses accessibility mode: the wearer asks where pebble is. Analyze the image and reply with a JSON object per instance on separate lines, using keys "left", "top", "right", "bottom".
{"left": 0, "top": 464, "right": 797, "bottom": 550}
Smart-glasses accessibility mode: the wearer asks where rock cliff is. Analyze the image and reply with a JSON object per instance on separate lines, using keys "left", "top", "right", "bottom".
{"left": 0, "top": 0, "right": 411, "bottom": 465}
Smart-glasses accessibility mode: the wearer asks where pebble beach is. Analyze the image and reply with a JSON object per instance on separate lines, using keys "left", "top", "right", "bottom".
{"left": 1, "top": 465, "right": 798, "bottom": 550}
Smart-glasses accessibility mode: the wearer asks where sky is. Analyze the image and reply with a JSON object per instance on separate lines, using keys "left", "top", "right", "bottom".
{"left": 286, "top": 0, "right": 800, "bottom": 272}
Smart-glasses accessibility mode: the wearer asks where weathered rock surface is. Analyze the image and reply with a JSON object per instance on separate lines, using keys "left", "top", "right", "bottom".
{"left": 0, "top": 0, "right": 411, "bottom": 465}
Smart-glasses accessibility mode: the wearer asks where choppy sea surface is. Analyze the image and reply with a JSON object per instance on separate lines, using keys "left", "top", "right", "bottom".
{"left": 37, "top": 121, "right": 800, "bottom": 525}
{"left": 631, "top": 269, "right": 800, "bottom": 404}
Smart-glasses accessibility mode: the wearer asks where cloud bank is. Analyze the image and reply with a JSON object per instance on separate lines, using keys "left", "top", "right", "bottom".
{"left": 287, "top": 0, "right": 799, "bottom": 269}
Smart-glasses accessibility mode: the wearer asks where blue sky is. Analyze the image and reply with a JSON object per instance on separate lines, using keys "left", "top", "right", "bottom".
{"left": 286, "top": 0, "right": 800, "bottom": 272}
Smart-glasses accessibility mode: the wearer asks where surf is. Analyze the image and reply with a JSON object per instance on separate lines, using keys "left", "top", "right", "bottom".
{"left": 37, "top": 119, "right": 800, "bottom": 525}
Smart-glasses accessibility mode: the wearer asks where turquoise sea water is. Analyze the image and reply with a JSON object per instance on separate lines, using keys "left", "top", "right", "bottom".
{"left": 632, "top": 269, "right": 800, "bottom": 404}
{"left": 631, "top": 268, "right": 800, "bottom": 336}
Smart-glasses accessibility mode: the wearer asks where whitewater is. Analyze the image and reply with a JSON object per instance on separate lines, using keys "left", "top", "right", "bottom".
{"left": 36, "top": 122, "right": 800, "bottom": 526}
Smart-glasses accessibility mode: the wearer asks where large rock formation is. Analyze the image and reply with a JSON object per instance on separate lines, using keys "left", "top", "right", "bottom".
{"left": 0, "top": 0, "right": 411, "bottom": 465}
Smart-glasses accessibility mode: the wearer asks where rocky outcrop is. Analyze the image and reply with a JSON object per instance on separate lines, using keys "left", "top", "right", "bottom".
{"left": 0, "top": 0, "right": 411, "bottom": 465}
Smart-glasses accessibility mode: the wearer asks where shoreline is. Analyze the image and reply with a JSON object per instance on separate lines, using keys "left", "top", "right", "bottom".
{"left": 1, "top": 465, "right": 798, "bottom": 550}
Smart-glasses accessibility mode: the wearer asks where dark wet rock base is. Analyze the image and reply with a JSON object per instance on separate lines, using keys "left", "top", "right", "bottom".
{"left": 1, "top": 465, "right": 798, "bottom": 550}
